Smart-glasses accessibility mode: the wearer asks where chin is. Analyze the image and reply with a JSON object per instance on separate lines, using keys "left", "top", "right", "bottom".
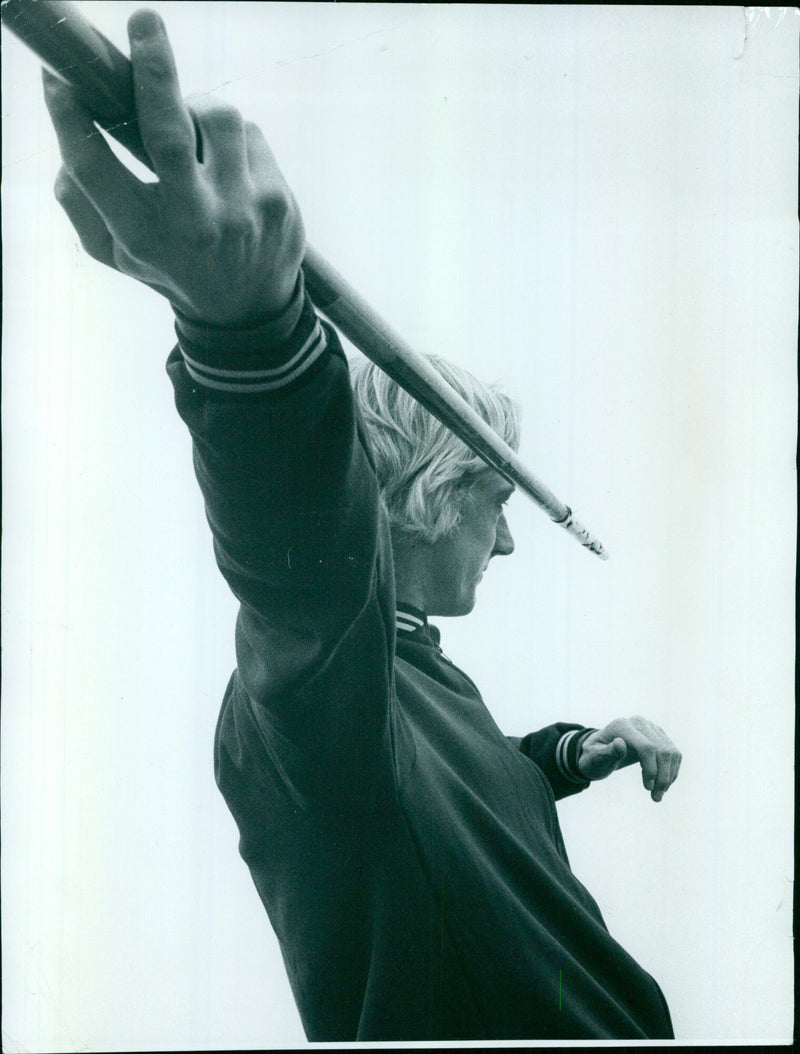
{"left": 442, "top": 591, "right": 478, "bottom": 618}
{"left": 429, "top": 576, "right": 480, "bottom": 618}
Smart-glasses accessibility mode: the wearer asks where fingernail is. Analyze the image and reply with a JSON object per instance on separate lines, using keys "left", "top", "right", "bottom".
{"left": 129, "top": 9, "right": 163, "bottom": 41}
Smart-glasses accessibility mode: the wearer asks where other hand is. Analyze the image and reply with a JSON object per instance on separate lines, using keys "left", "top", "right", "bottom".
{"left": 577, "top": 716, "right": 681, "bottom": 802}
{"left": 43, "top": 8, "right": 304, "bottom": 326}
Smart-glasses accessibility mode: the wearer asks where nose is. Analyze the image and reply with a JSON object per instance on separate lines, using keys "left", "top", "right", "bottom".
{"left": 493, "top": 513, "right": 515, "bottom": 557}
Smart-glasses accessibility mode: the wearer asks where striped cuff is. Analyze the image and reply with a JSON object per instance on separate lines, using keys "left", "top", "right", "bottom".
{"left": 173, "top": 275, "right": 328, "bottom": 395}
{"left": 554, "top": 728, "right": 596, "bottom": 786}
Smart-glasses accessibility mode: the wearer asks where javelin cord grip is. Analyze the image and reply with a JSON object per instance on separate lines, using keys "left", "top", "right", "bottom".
{"left": 2, "top": 0, "right": 608, "bottom": 560}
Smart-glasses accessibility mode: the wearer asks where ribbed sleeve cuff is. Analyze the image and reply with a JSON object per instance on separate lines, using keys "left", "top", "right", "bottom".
{"left": 554, "top": 728, "right": 596, "bottom": 786}
{"left": 172, "top": 274, "right": 329, "bottom": 394}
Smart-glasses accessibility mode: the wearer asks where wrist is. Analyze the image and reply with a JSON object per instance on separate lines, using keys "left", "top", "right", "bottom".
{"left": 173, "top": 267, "right": 303, "bottom": 330}
{"left": 556, "top": 728, "right": 596, "bottom": 785}
{"left": 173, "top": 272, "right": 304, "bottom": 344}
{"left": 237, "top": 272, "right": 301, "bottom": 326}
{"left": 574, "top": 728, "right": 598, "bottom": 778}
{"left": 174, "top": 280, "right": 328, "bottom": 397}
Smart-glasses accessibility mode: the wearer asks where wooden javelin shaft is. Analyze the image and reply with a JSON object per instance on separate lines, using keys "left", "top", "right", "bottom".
{"left": 304, "top": 249, "right": 588, "bottom": 527}
{"left": 2, "top": 0, "right": 608, "bottom": 559}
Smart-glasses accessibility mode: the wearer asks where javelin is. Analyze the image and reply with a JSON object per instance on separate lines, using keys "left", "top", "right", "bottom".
{"left": 2, "top": 0, "right": 608, "bottom": 560}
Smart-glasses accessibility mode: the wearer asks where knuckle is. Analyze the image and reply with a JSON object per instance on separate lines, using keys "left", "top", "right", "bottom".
{"left": 262, "top": 191, "right": 301, "bottom": 241}
{"left": 259, "top": 185, "right": 292, "bottom": 215}
{"left": 66, "top": 155, "right": 94, "bottom": 188}
{"left": 206, "top": 101, "right": 245, "bottom": 131}
{"left": 252, "top": 189, "right": 296, "bottom": 243}
{"left": 80, "top": 235, "right": 108, "bottom": 263}
{"left": 216, "top": 200, "right": 255, "bottom": 234}
{"left": 119, "top": 223, "right": 150, "bottom": 260}
{"left": 53, "top": 168, "right": 73, "bottom": 203}
{"left": 111, "top": 242, "right": 139, "bottom": 273}
{"left": 146, "top": 132, "right": 193, "bottom": 167}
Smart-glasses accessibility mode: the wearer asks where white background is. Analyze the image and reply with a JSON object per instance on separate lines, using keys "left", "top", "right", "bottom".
{"left": 2, "top": 4, "right": 797, "bottom": 1049}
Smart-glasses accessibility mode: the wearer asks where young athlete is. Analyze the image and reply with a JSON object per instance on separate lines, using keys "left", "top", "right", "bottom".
{"left": 42, "top": 9, "right": 681, "bottom": 1040}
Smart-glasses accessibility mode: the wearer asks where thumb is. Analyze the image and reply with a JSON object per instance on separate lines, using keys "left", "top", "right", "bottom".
{"left": 595, "top": 737, "right": 627, "bottom": 769}
{"left": 608, "top": 737, "right": 628, "bottom": 760}
{"left": 579, "top": 735, "right": 625, "bottom": 779}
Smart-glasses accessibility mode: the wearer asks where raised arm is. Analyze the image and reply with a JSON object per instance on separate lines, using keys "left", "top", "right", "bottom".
{"left": 43, "top": 12, "right": 396, "bottom": 795}
{"left": 43, "top": 8, "right": 301, "bottom": 326}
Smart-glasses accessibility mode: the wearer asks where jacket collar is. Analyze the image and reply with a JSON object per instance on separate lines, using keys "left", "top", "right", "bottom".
{"left": 395, "top": 602, "right": 441, "bottom": 647}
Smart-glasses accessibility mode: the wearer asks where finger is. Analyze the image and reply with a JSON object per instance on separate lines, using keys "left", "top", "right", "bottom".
{"left": 244, "top": 119, "right": 281, "bottom": 174}
{"left": 43, "top": 71, "right": 146, "bottom": 233}
{"left": 595, "top": 738, "right": 627, "bottom": 770}
{"left": 602, "top": 738, "right": 627, "bottom": 776}
{"left": 244, "top": 120, "right": 298, "bottom": 203}
{"left": 651, "top": 760, "right": 670, "bottom": 801}
{"left": 651, "top": 744, "right": 682, "bottom": 802}
{"left": 577, "top": 736, "right": 626, "bottom": 780}
{"left": 128, "top": 10, "right": 199, "bottom": 181}
{"left": 621, "top": 720, "right": 672, "bottom": 795}
{"left": 245, "top": 120, "right": 305, "bottom": 262}
{"left": 190, "top": 98, "right": 248, "bottom": 188}
{"left": 610, "top": 736, "right": 627, "bottom": 762}
{"left": 54, "top": 168, "right": 116, "bottom": 268}
{"left": 54, "top": 165, "right": 180, "bottom": 299}
{"left": 629, "top": 734, "right": 658, "bottom": 794}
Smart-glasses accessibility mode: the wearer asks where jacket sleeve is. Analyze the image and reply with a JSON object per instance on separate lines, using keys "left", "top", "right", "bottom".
{"left": 166, "top": 277, "right": 397, "bottom": 799}
{"left": 508, "top": 725, "right": 595, "bottom": 800}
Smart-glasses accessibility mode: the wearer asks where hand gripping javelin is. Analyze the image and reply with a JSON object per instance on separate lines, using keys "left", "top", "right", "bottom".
{"left": 2, "top": 0, "right": 608, "bottom": 560}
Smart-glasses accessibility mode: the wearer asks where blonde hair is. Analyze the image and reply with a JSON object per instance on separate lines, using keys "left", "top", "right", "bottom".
{"left": 350, "top": 355, "right": 520, "bottom": 542}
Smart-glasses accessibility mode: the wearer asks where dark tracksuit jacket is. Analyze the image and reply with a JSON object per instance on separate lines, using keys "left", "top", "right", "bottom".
{"left": 167, "top": 278, "right": 674, "bottom": 1042}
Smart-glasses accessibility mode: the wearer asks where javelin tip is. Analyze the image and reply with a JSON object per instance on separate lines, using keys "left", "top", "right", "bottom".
{"left": 560, "top": 509, "right": 609, "bottom": 560}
